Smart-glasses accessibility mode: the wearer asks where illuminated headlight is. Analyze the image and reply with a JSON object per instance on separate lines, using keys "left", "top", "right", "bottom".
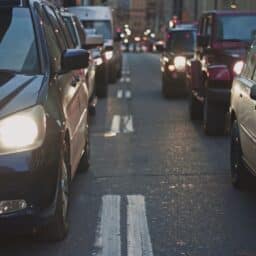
{"left": 174, "top": 56, "right": 186, "bottom": 71}
{"left": 0, "top": 105, "right": 46, "bottom": 155}
{"left": 168, "top": 65, "right": 176, "bottom": 72}
{"left": 95, "top": 57, "right": 103, "bottom": 66}
{"left": 105, "top": 51, "right": 113, "bottom": 61}
{"left": 233, "top": 61, "right": 244, "bottom": 75}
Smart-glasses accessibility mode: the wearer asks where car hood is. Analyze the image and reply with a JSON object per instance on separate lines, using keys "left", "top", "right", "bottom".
{"left": 0, "top": 72, "right": 43, "bottom": 119}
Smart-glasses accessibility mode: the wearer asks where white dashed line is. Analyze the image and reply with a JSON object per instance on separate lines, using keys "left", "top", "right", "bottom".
{"left": 127, "top": 195, "right": 154, "bottom": 256}
{"left": 111, "top": 115, "right": 121, "bottom": 133}
{"left": 120, "top": 77, "right": 125, "bottom": 83}
{"left": 117, "top": 89, "right": 123, "bottom": 99}
{"left": 94, "top": 195, "right": 121, "bottom": 256}
{"left": 123, "top": 115, "right": 134, "bottom": 133}
{"left": 125, "top": 77, "right": 131, "bottom": 83}
{"left": 125, "top": 90, "right": 132, "bottom": 99}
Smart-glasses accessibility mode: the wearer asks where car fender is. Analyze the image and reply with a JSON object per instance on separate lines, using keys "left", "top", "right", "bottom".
{"left": 207, "top": 65, "right": 231, "bottom": 81}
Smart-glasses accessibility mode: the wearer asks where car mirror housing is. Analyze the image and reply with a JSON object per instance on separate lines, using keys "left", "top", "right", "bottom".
{"left": 250, "top": 84, "right": 256, "bottom": 101}
{"left": 61, "top": 49, "right": 89, "bottom": 71}
{"left": 197, "top": 35, "right": 209, "bottom": 48}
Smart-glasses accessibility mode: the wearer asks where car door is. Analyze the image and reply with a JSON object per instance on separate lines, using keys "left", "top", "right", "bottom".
{"left": 237, "top": 44, "right": 256, "bottom": 171}
{"left": 42, "top": 6, "right": 86, "bottom": 176}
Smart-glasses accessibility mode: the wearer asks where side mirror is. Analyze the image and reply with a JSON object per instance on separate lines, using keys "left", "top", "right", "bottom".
{"left": 197, "top": 35, "right": 209, "bottom": 48}
{"left": 84, "top": 35, "right": 104, "bottom": 50}
{"left": 250, "top": 85, "right": 256, "bottom": 100}
{"left": 61, "top": 49, "right": 89, "bottom": 71}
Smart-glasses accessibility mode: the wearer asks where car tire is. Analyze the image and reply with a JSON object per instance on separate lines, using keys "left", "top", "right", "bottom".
{"left": 39, "top": 145, "right": 70, "bottom": 242}
{"left": 162, "top": 72, "right": 171, "bottom": 98}
{"left": 230, "top": 120, "right": 251, "bottom": 189}
{"left": 78, "top": 129, "right": 90, "bottom": 173}
{"left": 189, "top": 92, "right": 203, "bottom": 120}
{"left": 203, "top": 96, "right": 226, "bottom": 136}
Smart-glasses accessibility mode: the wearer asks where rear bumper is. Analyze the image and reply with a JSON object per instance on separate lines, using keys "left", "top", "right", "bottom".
{"left": 207, "top": 87, "right": 231, "bottom": 104}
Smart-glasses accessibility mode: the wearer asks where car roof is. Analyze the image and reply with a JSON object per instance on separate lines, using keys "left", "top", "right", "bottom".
{"left": 203, "top": 10, "right": 256, "bottom": 16}
{"left": 169, "top": 26, "right": 197, "bottom": 32}
{"left": 68, "top": 6, "right": 112, "bottom": 21}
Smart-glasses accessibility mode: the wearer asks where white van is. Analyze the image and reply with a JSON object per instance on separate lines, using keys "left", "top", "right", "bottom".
{"left": 68, "top": 6, "right": 122, "bottom": 83}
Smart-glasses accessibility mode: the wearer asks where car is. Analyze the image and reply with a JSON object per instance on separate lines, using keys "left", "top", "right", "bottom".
{"left": 230, "top": 40, "right": 256, "bottom": 188}
{"left": 68, "top": 6, "right": 123, "bottom": 84}
{"left": 0, "top": 0, "right": 90, "bottom": 240}
{"left": 61, "top": 11, "right": 103, "bottom": 112}
{"left": 161, "top": 24, "right": 197, "bottom": 97}
{"left": 186, "top": 11, "right": 256, "bottom": 135}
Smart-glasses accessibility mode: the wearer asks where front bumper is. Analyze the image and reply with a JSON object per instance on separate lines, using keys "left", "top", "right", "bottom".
{"left": 0, "top": 127, "right": 62, "bottom": 232}
{"left": 165, "top": 70, "right": 187, "bottom": 88}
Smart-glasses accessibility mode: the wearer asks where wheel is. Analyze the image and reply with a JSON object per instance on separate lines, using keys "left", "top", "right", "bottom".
{"left": 96, "top": 69, "right": 108, "bottom": 98}
{"left": 162, "top": 72, "right": 171, "bottom": 98}
{"left": 39, "top": 145, "right": 70, "bottom": 241}
{"left": 78, "top": 129, "right": 90, "bottom": 172}
{"left": 230, "top": 121, "right": 251, "bottom": 189}
{"left": 189, "top": 91, "right": 203, "bottom": 120}
{"left": 89, "top": 105, "right": 96, "bottom": 116}
{"left": 203, "top": 96, "right": 226, "bottom": 135}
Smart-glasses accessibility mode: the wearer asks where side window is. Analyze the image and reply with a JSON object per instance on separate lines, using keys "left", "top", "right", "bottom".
{"left": 200, "top": 17, "right": 207, "bottom": 36}
{"left": 36, "top": 5, "right": 62, "bottom": 71}
{"left": 74, "top": 16, "right": 86, "bottom": 46}
{"left": 206, "top": 16, "right": 212, "bottom": 37}
{"left": 243, "top": 44, "right": 256, "bottom": 80}
{"left": 43, "top": 6, "right": 66, "bottom": 51}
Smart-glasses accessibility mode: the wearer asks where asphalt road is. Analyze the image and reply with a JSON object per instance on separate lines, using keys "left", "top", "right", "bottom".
{"left": 1, "top": 53, "right": 256, "bottom": 256}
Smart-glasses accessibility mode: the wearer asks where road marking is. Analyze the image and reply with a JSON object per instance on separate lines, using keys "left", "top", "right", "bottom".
{"left": 127, "top": 195, "right": 154, "bottom": 256}
{"left": 94, "top": 195, "right": 121, "bottom": 256}
{"left": 117, "top": 89, "right": 123, "bottom": 99}
{"left": 125, "top": 77, "right": 131, "bottom": 83}
{"left": 111, "top": 115, "right": 121, "bottom": 133}
{"left": 123, "top": 115, "right": 134, "bottom": 133}
{"left": 120, "top": 77, "right": 125, "bottom": 83}
{"left": 125, "top": 90, "right": 132, "bottom": 99}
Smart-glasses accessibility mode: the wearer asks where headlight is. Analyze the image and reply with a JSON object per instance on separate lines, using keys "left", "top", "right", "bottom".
{"left": 105, "top": 51, "right": 113, "bottom": 61}
{"left": 0, "top": 105, "right": 46, "bottom": 155}
{"left": 233, "top": 61, "right": 244, "bottom": 75}
{"left": 174, "top": 56, "right": 186, "bottom": 71}
{"left": 95, "top": 57, "right": 103, "bottom": 66}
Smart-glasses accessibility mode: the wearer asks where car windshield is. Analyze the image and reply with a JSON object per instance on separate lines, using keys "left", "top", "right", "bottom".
{"left": 217, "top": 15, "right": 256, "bottom": 42}
{"left": 166, "top": 30, "right": 196, "bottom": 52}
{"left": 82, "top": 20, "right": 112, "bottom": 40}
{"left": 0, "top": 8, "right": 39, "bottom": 74}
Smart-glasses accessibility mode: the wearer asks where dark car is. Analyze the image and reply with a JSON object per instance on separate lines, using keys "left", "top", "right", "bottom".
{"left": 61, "top": 11, "right": 103, "bottom": 112}
{"left": 161, "top": 24, "right": 197, "bottom": 97}
{"left": 0, "top": 0, "right": 90, "bottom": 241}
{"left": 186, "top": 11, "right": 256, "bottom": 135}
{"left": 230, "top": 40, "right": 256, "bottom": 188}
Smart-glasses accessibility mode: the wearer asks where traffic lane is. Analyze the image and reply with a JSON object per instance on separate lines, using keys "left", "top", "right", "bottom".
{"left": 0, "top": 52, "right": 255, "bottom": 256}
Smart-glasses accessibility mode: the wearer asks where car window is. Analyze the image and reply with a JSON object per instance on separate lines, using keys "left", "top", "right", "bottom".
{"left": 74, "top": 16, "right": 86, "bottom": 45}
{"left": 36, "top": 5, "right": 62, "bottom": 72}
{"left": 63, "top": 16, "right": 79, "bottom": 48}
{"left": 82, "top": 20, "right": 112, "bottom": 40}
{"left": 43, "top": 5, "right": 67, "bottom": 51}
{"left": 242, "top": 48, "right": 256, "bottom": 80}
{"left": 166, "top": 30, "right": 196, "bottom": 52}
{"left": 206, "top": 16, "right": 212, "bottom": 37}
{"left": 0, "top": 8, "right": 40, "bottom": 74}
{"left": 216, "top": 15, "right": 256, "bottom": 42}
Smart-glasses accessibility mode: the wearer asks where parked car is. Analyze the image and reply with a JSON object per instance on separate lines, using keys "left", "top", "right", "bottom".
{"left": 0, "top": 0, "right": 90, "bottom": 240}
{"left": 68, "top": 6, "right": 122, "bottom": 83}
{"left": 230, "top": 40, "right": 256, "bottom": 188}
{"left": 61, "top": 11, "right": 98, "bottom": 113}
{"left": 161, "top": 24, "right": 197, "bottom": 97}
{"left": 186, "top": 11, "right": 256, "bottom": 135}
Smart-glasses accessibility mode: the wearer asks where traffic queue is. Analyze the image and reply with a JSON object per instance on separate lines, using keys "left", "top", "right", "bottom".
{"left": 0, "top": 0, "right": 122, "bottom": 241}
{"left": 160, "top": 12, "right": 256, "bottom": 190}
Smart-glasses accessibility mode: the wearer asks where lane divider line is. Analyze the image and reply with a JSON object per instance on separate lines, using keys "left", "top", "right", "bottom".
{"left": 111, "top": 115, "right": 121, "bottom": 133}
{"left": 94, "top": 195, "right": 121, "bottom": 256}
{"left": 125, "top": 90, "right": 132, "bottom": 99}
{"left": 127, "top": 195, "right": 154, "bottom": 256}
{"left": 123, "top": 115, "right": 134, "bottom": 133}
{"left": 117, "top": 89, "right": 123, "bottom": 99}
